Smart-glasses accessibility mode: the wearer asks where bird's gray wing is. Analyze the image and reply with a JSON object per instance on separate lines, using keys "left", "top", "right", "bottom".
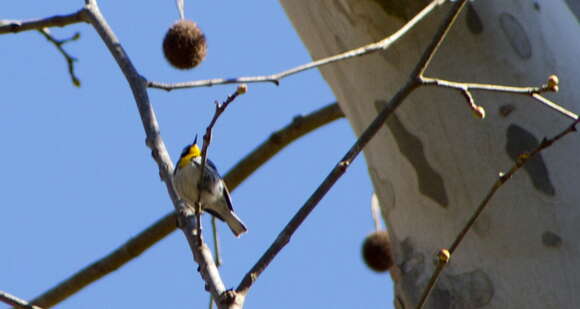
{"left": 222, "top": 184, "right": 234, "bottom": 211}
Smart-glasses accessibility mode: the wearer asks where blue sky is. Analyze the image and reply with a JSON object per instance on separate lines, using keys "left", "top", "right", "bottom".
{"left": 1, "top": 1, "right": 393, "bottom": 308}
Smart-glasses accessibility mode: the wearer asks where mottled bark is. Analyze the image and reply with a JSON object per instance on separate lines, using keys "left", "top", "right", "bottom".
{"left": 280, "top": 1, "right": 580, "bottom": 308}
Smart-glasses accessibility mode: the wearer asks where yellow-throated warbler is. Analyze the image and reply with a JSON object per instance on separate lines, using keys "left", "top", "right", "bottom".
{"left": 173, "top": 136, "right": 247, "bottom": 237}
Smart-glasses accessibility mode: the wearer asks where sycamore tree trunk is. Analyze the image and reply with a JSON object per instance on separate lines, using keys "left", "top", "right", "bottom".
{"left": 280, "top": 1, "right": 580, "bottom": 308}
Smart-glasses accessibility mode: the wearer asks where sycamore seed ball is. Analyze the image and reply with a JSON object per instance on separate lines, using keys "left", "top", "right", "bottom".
{"left": 362, "top": 231, "right": 393, "bottom": 272}
{"left": 547, "top": 74, "right": 559, "bottom": 92}
{"left": 163, "top": 20, "right": 207, "bottom": 70}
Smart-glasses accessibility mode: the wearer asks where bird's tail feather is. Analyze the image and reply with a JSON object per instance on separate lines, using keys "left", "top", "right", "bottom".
{"left": 224, "top": 211, "right": 247, "bottom": 237}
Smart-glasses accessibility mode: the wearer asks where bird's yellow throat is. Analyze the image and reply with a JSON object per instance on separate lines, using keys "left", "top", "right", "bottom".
{"left": 177, "top": 144, "right": 201, "bottom": 169}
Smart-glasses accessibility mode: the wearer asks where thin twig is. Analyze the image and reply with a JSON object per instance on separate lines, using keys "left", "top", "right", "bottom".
{"left": 453, "top": 120, "right": 580, "bottom": 254}
{"left": 532, "top": 93, "right": 577, "bottom": 120}
{"left": 176, "top": 0, "right": 185, "bottom": 20}
{"left": 211, "top": 216, "right": 222, "bottom": 267}
{"left": 414, "top": 17, "right": 575, "bottom": 308}
{"left": 459, "top": 88, "right": 485, "bottom": 119}
{"left": 0, "top": 9, "right": 87, "bottom": 34}
{"left": 81, "top": 0, "right": 228, "bottom": 306}
{"left": 146, "top": 0, "right": 445, "bottom": 91}
{"left": 399, "top": 0, "right": 471, "bottom": 306}
{"left": 416, "top": 117, "right": 580, "bottom": 309}
{"left": 27, "top": 102, "right": 343, "bottom": 308}
{"left": 370, "top": 194, "right": 382, "bottom": 232}
{"left": 0, "top": 290, "right": 43, "bottom": 309}
{"left": 412, "top": 1, "right": 467, "bottom": 79}
{"left": 236, "top": 0, "right": 463, "bottom": 295}
{"left": 38, "top": 28, "right": 81, "bottom": 87}
{"left": 420, "top": 76, "right": 577, "bottom": 120}
{"left": 422, "top": 77, "right": 542, "bottom": 93}
{"left": 195, "top": 85, "right": 247, "bottom": 243}
{"left": 209, "top": 217, "right": 220, "bottom": 309}
{"left": 236, "top": 75, "right": 415, "bottom": 297}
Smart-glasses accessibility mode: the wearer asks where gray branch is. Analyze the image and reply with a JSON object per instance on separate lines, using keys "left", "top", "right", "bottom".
{"left": 81, "top": 0, "right": 227, "bottom": 305}
{"left": 147, "top": 0, "right": 446, "bottom": 91}
{"left": 0, "top": 10, "right": 86, "bottom": 34}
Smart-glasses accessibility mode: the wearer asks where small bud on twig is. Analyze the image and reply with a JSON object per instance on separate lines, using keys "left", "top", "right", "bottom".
{"left": 236, "top": 84, "right": 248, "bottom": 95}
{"left": 547, "top": 74, "right": 559, "bottom": 92}
{"left": 472, "top": 105, "right": 486, "bottom": 119}
{"left": 435, "top": 249, "right": 450, "bottom": 265}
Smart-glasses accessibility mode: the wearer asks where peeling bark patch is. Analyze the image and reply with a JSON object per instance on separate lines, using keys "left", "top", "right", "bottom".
{"left": 499, "top": 13, "right": 532, "bottom": 59}
{"left": 370, "top": 0, "right": 411, "bottom": 21}
{"left": 397, "top": 240, "right": 493, "bottom": 308}
{"left": 443, "top": 270, "right": 494, "bottom": 308}
{"left": 499, "top": 104, "right": 515, "bottom": 118}
{"left": 542, "top": 231, "right": 562, "bottom": 248}
{"left": 398, "top": 238, "right": 426, "bottom": 304}
{"left": 506, "top": 125, "right": 556, "bottom": 196}
{"left": 375, "top": 100, "right": 449, "bottom": 207}
{"left": 466, "top": 3, "right": 483, "bottom": 34}
{"left": 427, "top": 288, "right": 452, "bottom": 308}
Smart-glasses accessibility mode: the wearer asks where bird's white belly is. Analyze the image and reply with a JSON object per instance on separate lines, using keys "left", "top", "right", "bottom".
{"left": 174, "top": 163, "right": 220, "bottom": 208}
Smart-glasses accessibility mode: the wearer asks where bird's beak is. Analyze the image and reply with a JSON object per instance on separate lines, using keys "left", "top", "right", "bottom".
{"left": 193, "top": 134, "right": 198, "bottom": 145}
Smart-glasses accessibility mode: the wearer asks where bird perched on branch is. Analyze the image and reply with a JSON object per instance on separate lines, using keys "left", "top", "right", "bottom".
{"left": 173, "top": 135, "right": 247, "bottom": 237}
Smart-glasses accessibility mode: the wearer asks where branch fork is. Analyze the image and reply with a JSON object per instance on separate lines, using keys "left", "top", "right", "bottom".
{"left": 3, "top": 1, "right": 579, "bottom": 309}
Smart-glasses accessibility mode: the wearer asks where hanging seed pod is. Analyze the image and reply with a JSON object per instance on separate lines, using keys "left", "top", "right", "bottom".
{"left": 362, "top": 230, "right": 393, "bottom": 272}
{"left": 163, "top": 20, "right": 207, "bottom": 69}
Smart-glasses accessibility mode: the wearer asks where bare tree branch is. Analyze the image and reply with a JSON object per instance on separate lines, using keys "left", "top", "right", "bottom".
{"left": 420, "top": 76, "right": 577, "bottom": 120}
{"left": 175, "top": 0, "right": 185, "bottom": 20}
{"left": 0, "top": 290, "right": 43, "bottom": 309}
{"left": 411, "top": 1, "right": 576, "bottom": 308}
{"left": 0, "top": 10, "right": 87, "bottom": 34}
{"left": 81, "top": 0, "right": 227, "bottom": 306}
{"left": 209, "top": 216, "right": 221, "bottom": 309}
{"left": 28, "top": 213, "right": 175, "bottom": 307}
{"left": 194, "top": 85, "right": 247, "bottom": 244}
{"left": 27, "top": 102, "right": 343, "bottom": 308}
{"left": 236, "top": 0, "right": 464, "bottom": 297}
{"left": 1, "top": 11, "right": 85, "bottom": 87}
{"left": 2, "top": 0, "right": 484, "bottom": 307}
{"left": 37, "top": 28, "right": 81, "bottom": 87}
{"left": 6, "top": 0, "right": 574, "bottom": 308}
{"left": 370, "top": 194, "right": 382, "bottom": 232}
{"left": 146, "top": 0, "right": 446, "bottom": 91}
{"left": 211, "top": 216, "right": 223, "bottom": 267}
{"left": 416, "top": 116, "right": 580, "bottom": 309}
{"left": 236, "top": 71, "right": 415, "bottom": 297}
